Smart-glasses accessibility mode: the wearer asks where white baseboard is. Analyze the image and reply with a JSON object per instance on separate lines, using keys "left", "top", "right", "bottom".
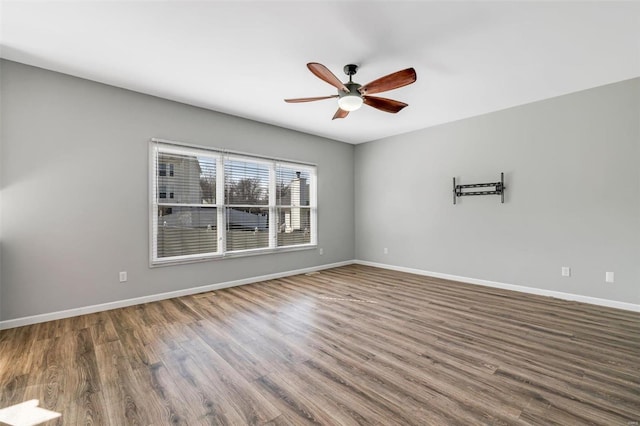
{"left": 354, "top": 260, "right": 640, "bottom": 313}
{"left": 0, "top": 260, "right": 353, "bottom": 330}
{"left": 3, "top": 259, "right": 637, "bottom": 329}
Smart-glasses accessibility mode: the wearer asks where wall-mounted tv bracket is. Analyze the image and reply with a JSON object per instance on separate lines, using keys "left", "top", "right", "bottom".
{"left": 453, "top": 172, "right": 505, "bottom": 205}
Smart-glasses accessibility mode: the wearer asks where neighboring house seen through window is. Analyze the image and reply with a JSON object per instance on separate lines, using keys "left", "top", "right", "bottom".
{"left": 151, "top": 140, "right": 317, "bottom": 264}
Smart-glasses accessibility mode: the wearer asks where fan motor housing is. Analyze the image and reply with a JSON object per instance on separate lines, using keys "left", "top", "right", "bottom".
{"left": 339, "top": 82, "right": 362, "bottom": 98}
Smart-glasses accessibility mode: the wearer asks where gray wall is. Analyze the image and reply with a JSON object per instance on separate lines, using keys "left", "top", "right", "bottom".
{"left": 2, "top": 58, "right": 637, "bottom": 322}
{"left": 0, "top": 60, "right": 355, "bottom": 321}
{"left": 355, "top": 78, "right": 640, "bottom": 304}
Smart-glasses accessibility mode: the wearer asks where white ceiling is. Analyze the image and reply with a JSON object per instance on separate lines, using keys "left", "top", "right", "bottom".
{"left": 1, "top": 1, "right": 639, "bottom": 144}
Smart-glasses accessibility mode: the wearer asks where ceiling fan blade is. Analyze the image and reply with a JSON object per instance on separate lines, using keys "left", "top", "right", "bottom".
{"left": 363, "top": 96, "right": 408, "bottom": 113}
{"left": 307, "top": 63, "right": 349, "bottom": 92}
{"left": 284, "top": 95, "right": 339, "bottom": 103}
{"left": 359, "top": 68, "right": 417, "bottom": 95}
{"left": 332, "top": 108, "right": 349, "bottom": 120}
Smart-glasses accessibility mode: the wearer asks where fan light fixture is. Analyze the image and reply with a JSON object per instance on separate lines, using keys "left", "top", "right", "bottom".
{"left": 338, "top": 94, "right": 363, "bottom": 111}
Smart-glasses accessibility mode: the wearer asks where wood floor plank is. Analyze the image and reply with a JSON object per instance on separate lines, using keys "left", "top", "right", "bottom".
{"left": 94, "top": 340, "right": 150, "bottom": 425}
{"left": 162, "top": 348, "right": 249, "bottom": 425}
{"left": 135, "top": 361, "right": 192, "bottom": 425}
{"left": 1, "top": 264, "right": 639, "bottom": 425}
{"left": 178, "top": 338, "right": 282, "bottom": 424}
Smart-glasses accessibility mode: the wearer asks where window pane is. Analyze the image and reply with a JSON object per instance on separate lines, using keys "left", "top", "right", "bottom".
{"left": 277, "top": 166, "right": 310, "bottom": 207}
{"left": 226, "top": 207, "right": 269, "bottom": 251}
{"left": 277, "top": 207, "right": 311, "bottom": 246}
{"left": 156, "top": 206, "right": 217, "bottom": 258}
{"left": 225, "top": 159, "right": 269, "bottom": 205}
{"left": 157, "top": 151, "right": 216, "bottom": 204}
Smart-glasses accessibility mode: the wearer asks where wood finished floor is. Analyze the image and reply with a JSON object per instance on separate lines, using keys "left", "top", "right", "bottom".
{"left": 1, "top": 264, "right": 639, "bottom": 425}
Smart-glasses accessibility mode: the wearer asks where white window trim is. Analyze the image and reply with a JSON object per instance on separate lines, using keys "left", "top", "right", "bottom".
{"left": 149, "top": 138, "right": 318, "bottom": 267}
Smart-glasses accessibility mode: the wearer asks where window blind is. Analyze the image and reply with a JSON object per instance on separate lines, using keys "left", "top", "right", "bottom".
{"left": 224, "top": 156, "right": 271, "bottom": 252}
{"left": 276, "top": 165, "right": 312, "bottom": 247}
{"left": 153, "top": 146, "right": 219, "bottom": 260}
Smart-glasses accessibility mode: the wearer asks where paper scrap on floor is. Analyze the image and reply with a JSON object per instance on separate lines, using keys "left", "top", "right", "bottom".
{"left": 0, "top": 399, "right": 61, "bottom": 426}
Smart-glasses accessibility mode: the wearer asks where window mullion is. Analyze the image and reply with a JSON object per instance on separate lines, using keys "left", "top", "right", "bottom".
{"left": 269, "top": 162, "right": 277, "bottom": 249}
{"left": 310, "top": 170, "right": 318, "bottom": 246}
{"left": 217, "top": 155, "right": 226, "bottom": 255}
{"left": 150, "top": 142, "right": 159, "bottom": 262}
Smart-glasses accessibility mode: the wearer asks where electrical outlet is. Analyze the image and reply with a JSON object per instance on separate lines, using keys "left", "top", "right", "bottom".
{"left": 605, "top": 272, "right": 614, "bottom": 283}
{"left": 561, "top": 267, "right": 571, "bottom": 277}
{"left": 319, "top": 248, "right": 324, "bottom": 255}
{"left": 119, "top": 271, "right": 127, "bottom": 283}
{"left": 384, "top": 247, "right": 389, "bottom": 255}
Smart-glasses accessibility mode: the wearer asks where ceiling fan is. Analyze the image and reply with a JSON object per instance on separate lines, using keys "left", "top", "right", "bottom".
{"left": 285, "top": 63, "right": 417, "bottom": 120}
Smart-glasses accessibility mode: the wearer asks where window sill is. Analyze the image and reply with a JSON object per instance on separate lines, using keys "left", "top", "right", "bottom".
{"left": 149, "top": 244, "right": 318, "bottom": 268}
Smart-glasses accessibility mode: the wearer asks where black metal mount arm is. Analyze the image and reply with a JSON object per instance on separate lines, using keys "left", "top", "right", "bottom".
{"left": 453, "top": 172, "right": 505, "bottom": 205}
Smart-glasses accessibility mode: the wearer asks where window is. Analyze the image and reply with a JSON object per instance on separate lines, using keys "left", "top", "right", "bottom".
{"left": 225, "top": 157, "right": 270, "bottom": 252}
{"left": 153, "top": 145, "right": 218, "bottom": 260}
{"left": 150, "top": 140, "right": 317, "bottom": 265}
{"left": 277, "top": 166, "right": 312, "bottom": 247}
